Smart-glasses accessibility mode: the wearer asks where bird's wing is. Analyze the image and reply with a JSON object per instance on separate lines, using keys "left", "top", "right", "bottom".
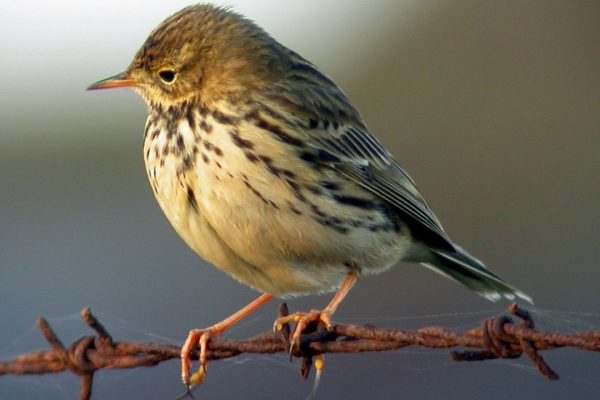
{"left": 267, "top": 54, "right": 454, "bottom": 250}
{"left": 304, "top": 123, "right": 454, "bottom": 250}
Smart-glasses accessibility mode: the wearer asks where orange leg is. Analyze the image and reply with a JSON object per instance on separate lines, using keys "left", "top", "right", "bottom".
{"left": 181, "top": 293, "right": 273, "bottom": 387}
{"left": 274, "top": 272, "right": 359, "bottom": 348}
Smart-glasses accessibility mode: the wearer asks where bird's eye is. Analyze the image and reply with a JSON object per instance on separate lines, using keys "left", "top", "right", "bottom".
{"left": 158, "top": 70, "right": 176, "bottom": 84}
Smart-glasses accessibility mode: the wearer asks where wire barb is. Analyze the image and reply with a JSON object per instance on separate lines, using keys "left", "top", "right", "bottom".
{"left": 450, "top": 303, "right": 560, "bottom": 379}
{"left": 1, "top": 304, "right": 598, "bottom": 400}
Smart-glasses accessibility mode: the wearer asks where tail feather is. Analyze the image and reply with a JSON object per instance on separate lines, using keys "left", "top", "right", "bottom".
{"left": 421, "top": 246, "right": 532, "bottom": 304}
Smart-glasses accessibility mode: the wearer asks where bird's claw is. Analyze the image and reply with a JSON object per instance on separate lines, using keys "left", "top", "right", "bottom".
{"left": 274, "top": 309, "right": 334, "bottom": 355}
{"left": 180, "top": 329, "right": 213, "bottom": 388}
{"left": 189, "top": 364, "right": 207, "bottom": 386}
{"left": 172, "top": 383, "right": 197, "bottom": 400}
{"left": 307, "top": 355, "right": 325, "bottom": 400}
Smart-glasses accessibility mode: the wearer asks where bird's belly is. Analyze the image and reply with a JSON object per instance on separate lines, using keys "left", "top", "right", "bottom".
{"left": 147, "top": 173, "right": 352, "bottom": 296}
{"left": 191, "top": 155, "right": 411, "bottom": 296}
{"left": 143, "top": 116, "right": 411, "bottom": 297}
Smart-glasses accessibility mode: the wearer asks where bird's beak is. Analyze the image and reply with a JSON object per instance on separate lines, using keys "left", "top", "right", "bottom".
{"left": 86, "top": 72, "right": 138, "bottom": 90}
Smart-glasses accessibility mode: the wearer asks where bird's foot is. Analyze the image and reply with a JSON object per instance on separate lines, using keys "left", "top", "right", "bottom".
{"left": 180, "top": 328, "right": 216, "bottom": 388}
{"left": 179, "top": 294, "right": 273, "bottom": 389}
{"left": 179, "top": 294, "right": 273, "bottom": 390}
{"left": 309, "top": 354, "right": 325, "bottom": 400}
{"left": 274, "top": 309, "right": 333, "bottom": 353}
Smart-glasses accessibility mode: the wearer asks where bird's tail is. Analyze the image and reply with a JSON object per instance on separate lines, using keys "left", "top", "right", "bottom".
{"left": 421, "top": 246, "right": 532, "bottom": 304}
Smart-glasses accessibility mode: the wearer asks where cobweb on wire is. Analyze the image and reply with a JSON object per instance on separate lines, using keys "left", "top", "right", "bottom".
{"left": 0, "top": 312, "right": 87, "bottom": 400}
{"left": 337, "top": 307, "right": 600, "bottom": 395}
{"left": 1, "top": 306, "right": 599, "bottom": 400}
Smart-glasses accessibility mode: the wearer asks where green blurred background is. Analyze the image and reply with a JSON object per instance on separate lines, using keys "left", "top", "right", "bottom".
{"left": 1, "top": 1, "right": 599, "bottom": 399}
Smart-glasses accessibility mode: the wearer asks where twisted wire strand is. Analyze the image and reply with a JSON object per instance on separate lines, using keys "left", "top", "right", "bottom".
{"left": 1, "top": 304, "right": 599, "bottom": 400}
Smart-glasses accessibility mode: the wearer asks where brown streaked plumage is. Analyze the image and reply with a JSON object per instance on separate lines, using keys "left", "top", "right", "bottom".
{"left": 87, "top": 3, "right": 531, "bottom": 391}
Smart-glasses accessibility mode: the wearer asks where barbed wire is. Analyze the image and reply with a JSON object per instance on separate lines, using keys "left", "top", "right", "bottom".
{"left": 1, "top": 303, "right": 599, "bottom": 400}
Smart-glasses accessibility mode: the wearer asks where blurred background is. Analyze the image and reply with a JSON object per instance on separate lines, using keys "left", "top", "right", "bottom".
{"left": 1, "top": 1, "right": 599, "bottom": 399}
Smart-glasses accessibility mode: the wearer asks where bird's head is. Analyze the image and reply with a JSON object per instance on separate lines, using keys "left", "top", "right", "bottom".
{"left": 87, "top": 5, "right": 283, "bottom": 108}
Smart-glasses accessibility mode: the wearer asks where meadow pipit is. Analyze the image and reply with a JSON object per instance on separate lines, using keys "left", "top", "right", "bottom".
{"left": 88, "top": 4, "right": 531, "bottom": 389}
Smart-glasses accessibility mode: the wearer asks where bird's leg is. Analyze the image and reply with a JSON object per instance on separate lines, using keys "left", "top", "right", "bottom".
{"left": 274, "top": 272, "right": 358, "bottom": 350}
{"left": 181, "top": 293, "right": 273, "bottom": 387}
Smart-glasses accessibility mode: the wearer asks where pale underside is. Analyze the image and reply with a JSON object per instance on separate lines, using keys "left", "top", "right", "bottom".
{"left": 143, "top": 101, "right": 412, "bottom": 297}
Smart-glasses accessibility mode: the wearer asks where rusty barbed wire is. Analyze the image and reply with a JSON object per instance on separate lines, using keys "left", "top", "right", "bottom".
{"left": 1, "top": 303, "right": 599, "bottom": 400}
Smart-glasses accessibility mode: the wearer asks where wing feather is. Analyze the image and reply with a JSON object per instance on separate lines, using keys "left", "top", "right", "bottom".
{"left": 267, "top": 54, "right": 454, "bottom": 250}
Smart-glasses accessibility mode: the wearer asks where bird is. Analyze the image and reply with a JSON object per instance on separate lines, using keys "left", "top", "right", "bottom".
{"left": 87, "top": 3, "right": 531, "bottom": 389}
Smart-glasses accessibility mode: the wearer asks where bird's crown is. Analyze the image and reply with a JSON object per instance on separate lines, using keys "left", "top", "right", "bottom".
{"left": 125, "top": 4, "right": 284, "bottom": 106}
